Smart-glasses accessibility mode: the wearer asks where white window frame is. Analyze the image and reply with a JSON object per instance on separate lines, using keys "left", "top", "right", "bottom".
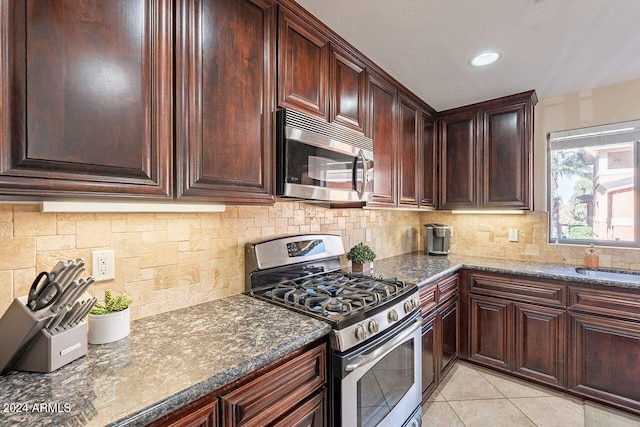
{"left": 547, "top": 120, "right": 640, "bottom": 247}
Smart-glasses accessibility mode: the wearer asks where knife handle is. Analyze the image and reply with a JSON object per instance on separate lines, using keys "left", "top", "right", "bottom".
{"left": 46, "top": 306, "right": 69, "bottom": 333}
{"left": 55, "top": 301, "right": 83, "bottom": 333}
{"left": 71, "top": 298, "right": 96, "bottom": 326}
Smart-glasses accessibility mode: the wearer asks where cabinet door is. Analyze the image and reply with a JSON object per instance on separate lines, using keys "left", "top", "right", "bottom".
{"left": 0, "top": 0, "right": 172, "bottom": 198}
{"left": 422, "top": 313, "right": 438, "bottom": 401}
{"left": 482, "top": 100, "right": 532, "bottom": 209}
{"left": 329, "top": 46, "right": 366, "bottom": 133}
{"left": 175, "top": 0, "right": 275, "bottom": 204}
{"left": 367, "top": 72, "right": 397, "bottom": 207}
{"left": 469, "top": 294, "right": 511, "bottom": 370}
{"left": 439, "top": 111, "right": 479, "bottom": 209}
{"left": 421, "top": 110, "right": 437, "bottom": 208}
{"left": 569, "top": 312, "right": 640, "bottom": 412}
{"left": 397, "top": 94, "right": 420, "bottom": 207}
{"left": 439, "top": 296, "right": 459, "bottom": 379}
{"left": 278, "top": 9, "right": 329, "bottom": 119}
{"left": 514, "top": 303, "right": 565, "bottom": 387}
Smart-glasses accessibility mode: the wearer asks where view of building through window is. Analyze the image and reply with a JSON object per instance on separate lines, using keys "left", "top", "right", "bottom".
{"left": 549, "top": 121, "right": 639, "bottom": 245}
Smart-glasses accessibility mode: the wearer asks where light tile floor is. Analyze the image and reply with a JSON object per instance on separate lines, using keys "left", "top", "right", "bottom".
{"left": 422, "top": 361, "right": 640, "bottom": 427}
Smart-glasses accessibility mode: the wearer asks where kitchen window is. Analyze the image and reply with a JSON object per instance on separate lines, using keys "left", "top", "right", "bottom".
{"left": 548, "top": 120, "right": 640, "bottom": 247}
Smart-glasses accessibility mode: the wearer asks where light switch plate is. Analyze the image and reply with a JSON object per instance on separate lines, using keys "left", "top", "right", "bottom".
{"left": 509, "top": 229, "right": 519, "bottom": 242}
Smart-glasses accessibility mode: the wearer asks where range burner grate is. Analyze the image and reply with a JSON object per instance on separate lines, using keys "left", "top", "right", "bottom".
{"left": 265, "top": 272, "right": 407, "bottom": 317}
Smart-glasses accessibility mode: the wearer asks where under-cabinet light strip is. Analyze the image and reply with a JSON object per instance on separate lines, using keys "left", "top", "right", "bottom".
{"left": 40, "top": 201, "right": 226, "bottom": 213}
{"left": 451, "top": 210, "right": 525, "bottom": 215}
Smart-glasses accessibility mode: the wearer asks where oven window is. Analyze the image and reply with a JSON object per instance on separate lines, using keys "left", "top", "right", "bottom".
{"left": 357, "top": 340, "right": 415, "bottom": 427}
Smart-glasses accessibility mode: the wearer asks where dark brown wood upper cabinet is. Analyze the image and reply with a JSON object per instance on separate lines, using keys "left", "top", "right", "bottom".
{"left": 482, "top": 96, "right": 535, "bottom": 209}
{"left": 398, "top": 94, "right": 421, "bottom": 207}
{"left": 438, "top": 90, "right": 537, "bottom": 210}
{"left": 421, "top": 110, "right": 437, "bottom": 208}
{"left": 278, "top": 9, "right": 329, "bottom": 120}
{"left": 439, "top": 110, "right": 479, "bottom": 209}
{"left": 0, "top": 0, "right": 172, "bottom": 198}
{"left": 175, "top": 0, "right": 275, "bottom": 204}
{"left": 329, "top": 46, "right": 367, "bottom": 133}
{"left": 367, "top": 72, "right": 397, "bottom": 207}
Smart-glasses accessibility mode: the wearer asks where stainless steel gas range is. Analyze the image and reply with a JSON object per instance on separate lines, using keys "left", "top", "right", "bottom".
{"left": 246, "top": 234, "right": 422, "bottom": 427}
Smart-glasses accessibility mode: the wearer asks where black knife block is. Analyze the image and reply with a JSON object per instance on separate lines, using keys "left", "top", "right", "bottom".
{"left": 0, "top": 296, "right": 87, "bottom": 374}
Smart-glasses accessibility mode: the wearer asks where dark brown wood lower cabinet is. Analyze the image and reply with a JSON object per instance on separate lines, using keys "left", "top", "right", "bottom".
{"left": 165, "top": 401, "right": 219, "bottom": 427}
{"left": 569, "top": 312, "right": 640, "bottom": 412}
{"left": 468, "top": 295, "right": 565, "bottom": 387}
{"left": 273, "top": 390, "right": 326, "bottom": 427}
{"left": 220, "top": 344, "right": 326, "bottom": 426}
{"left": 420, "top": 274, "right": 460, "bottom": 402}
{"left": 421, "top": 312, "right": 437, "bottom": 400}
{"left": 469, "top": 294, "right": 511, "bottom": 370}
{"left": 513, "top": 303, "right": 565, "bottom": 387}
{"left": 153, "top": 342, "right": 326, "bottom": 427}
{"left": 439, "top": 296, "right": 459, "bottom": 379}
{"left": 462, "top": 270, "right": 640, "bottom": 416}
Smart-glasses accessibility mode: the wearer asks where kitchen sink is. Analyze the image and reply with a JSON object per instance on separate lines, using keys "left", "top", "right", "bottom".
{"left": 575, "top": 267, "right": 640, "bottom": 282}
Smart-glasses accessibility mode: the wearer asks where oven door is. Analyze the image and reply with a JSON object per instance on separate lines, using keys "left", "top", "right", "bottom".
{"left": 337, "top": 312, "right": 422, "bottom": 427}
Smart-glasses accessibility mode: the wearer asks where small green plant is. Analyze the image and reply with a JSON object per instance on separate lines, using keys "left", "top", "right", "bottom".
{"left": 90, "top": 290, "right": 133, "bottom": 315}
{"left": 346, "top": 243, "right": 376, "bottom": 264}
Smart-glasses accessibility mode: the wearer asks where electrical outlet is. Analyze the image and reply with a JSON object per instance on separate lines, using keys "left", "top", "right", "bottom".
{"left": 365, "top": 229, "right": 371, "bottom": 242}
{"left": 92, "top": 250, "right": 115, "bottom": 281}
{"left": 509, "top": 229, "right": 519, "bottom": 242}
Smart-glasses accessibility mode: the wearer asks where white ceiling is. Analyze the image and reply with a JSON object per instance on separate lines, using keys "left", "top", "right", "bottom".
{"left": 295, "top": 0, "right": 640, "bottom": 111}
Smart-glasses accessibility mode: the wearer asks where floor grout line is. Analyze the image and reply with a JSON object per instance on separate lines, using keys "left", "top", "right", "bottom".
{"left": 506, "top": 397, "right": 540, "bottom": 427}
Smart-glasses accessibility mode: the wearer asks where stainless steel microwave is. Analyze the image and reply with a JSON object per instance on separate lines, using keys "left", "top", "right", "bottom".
{"left": 276, "top": 109, "right": 374, "bottom": 203}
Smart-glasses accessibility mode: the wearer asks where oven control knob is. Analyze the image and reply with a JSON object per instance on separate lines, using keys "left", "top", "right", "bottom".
{"left": 413, "top": 298, "right": 420, "bottom": 310}
{"left": 404, "top": 301, "right": 413, "bottom": 313}
{"left": 388, "top": 309, "right": 399, "bottom": 322}
{"left": 368, "top": 319, "right": 379, "bottom": 333}
{"left": 355, "top": 325, "right": 366, "bottom": 341}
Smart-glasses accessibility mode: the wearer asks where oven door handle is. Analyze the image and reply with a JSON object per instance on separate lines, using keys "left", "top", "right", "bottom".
{"left": 345, "top": 317, "right": 421, "bottom": 372}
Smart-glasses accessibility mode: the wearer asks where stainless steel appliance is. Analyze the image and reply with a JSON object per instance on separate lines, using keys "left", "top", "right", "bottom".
{"left": 246, "top": 234, "right": 422, "bottom": 427}
{"left": 424, "top": 223, "right": 451, "bottom": 255}
{"left": 276, "top": 109, "right": 374, "bottom": 203}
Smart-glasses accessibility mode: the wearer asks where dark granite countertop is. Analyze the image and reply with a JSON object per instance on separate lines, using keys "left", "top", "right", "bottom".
{"left": 0, "top": 294, "right": 330, "bottom": 427}
{"left": 3, "top": 253, "right": 637, "bottom": 426}
{"left": 373, "top": 252, "right": 640, "bottom": 290}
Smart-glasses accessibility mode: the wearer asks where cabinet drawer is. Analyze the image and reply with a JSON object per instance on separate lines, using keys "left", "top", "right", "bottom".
{"left": 437, "top": 274, "right": 459, "bottom": 303}
{"left": 272, "top": 390, "right": 326, "bottom": 427}
{"left": 163, "top": 400, "right": 218, "bottom": 427}
{"left": 420, "top": 283, "right": 437, "bottom": 314}
{"left": 469, "top": 273, "right": 566, "bottom": 307}
{"left": 569, "top": 286, "right": 640, "bottom": 321}
{"left": 220, "top": 343, "right": 326, "bottom": 427}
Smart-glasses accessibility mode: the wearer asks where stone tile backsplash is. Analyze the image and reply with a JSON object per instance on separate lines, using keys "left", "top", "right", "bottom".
{"left": 0, "top": 202, "right": 421, "bottom": 319}
{"left": 421, "top": 211, "right": 640, "bottom": 271}
{"left": 1, "top": 203, "right": 638, "bottom": 321}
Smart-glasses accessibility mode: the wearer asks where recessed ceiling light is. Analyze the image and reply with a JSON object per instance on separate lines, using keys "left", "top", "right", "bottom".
{"left": 469, "top": 51, "right": 502, "bottom": 67}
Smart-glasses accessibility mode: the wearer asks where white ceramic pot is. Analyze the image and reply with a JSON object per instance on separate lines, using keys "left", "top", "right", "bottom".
{"left": 87, "top": 308, "right": 130, "bottom": 345}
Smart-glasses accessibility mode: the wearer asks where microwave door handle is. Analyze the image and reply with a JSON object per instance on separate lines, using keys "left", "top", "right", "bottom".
{"left": 345, "top": 317, "right": 422, "bottom": 372}
{"left": 356, "top": 150, "right": 368, "bottom": 199}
